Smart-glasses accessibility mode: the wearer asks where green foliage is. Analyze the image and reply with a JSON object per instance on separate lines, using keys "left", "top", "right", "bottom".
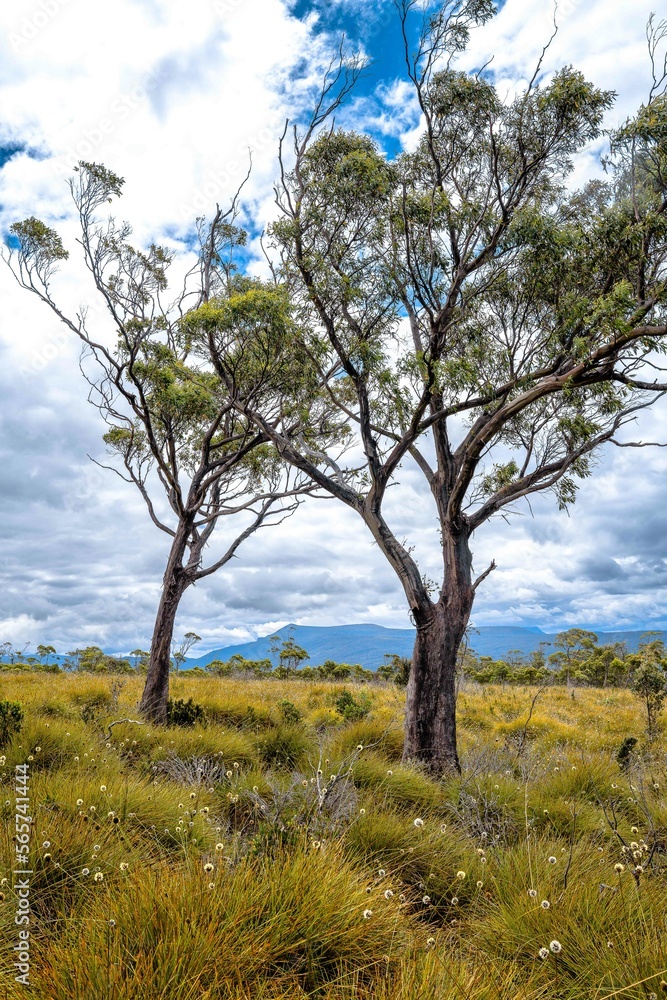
{"left": 206, "top": 654, "right": 273, "bottom": 677}
{"left": 36, "top": 644, "right": 57, "bottom": 664}
{"left": 5, "top": 7, "right": 667, "bottom": 991}
{"left": 631, "top": 661, "right": 666, "bottom": 737}
{"left": 255, "top": 724, "right": 312, "bottom": 769}
{"left": 76, "top": 160, "right": 125, "bottom": 198}
{"left": 166, "top": 697, "right": 207, "bottom": 728}
{"left": 616, "top": 735, "right": 638, "bottom": 769}
{"left": 377, "top": 654, "right": 411, "bottom": 686}
{"left": 67, "top": 646, "right": 134, "bottom": 674}
{"left": 204, "top": 658, "right": 233, "bottom": 676}
{"left": 0, "top": 698, "right": 23, "bottom": 747}
{"left": 277, "top": 635, "right": 309, "bottom": 671}
{"left": 9, "top": 216, "right": 69, "bottom": 263}
{"left": 333, "top": 689, "right": 372, "bottom": 722}
{"left": 277, "top": 699, "right": 303, "bottom": 725}
{"left": 319, "top": 660, "right": 374, "bottom": 682}
{"left": 80, "top": 696, "right": 108, "bottom": 726}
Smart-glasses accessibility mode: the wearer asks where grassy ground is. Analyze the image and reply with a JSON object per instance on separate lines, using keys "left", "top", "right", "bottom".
{"left": 0, "top": 673, "right": 666, "bottom": 999}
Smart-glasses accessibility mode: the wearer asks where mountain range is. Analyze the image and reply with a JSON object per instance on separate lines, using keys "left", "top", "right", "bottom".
{"left": 185, "top": 623, "right": 666, "bottom": 672}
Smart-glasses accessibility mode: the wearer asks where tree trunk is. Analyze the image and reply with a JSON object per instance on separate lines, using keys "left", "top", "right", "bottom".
{"left": 139, "top": 526, "right": 191, "bottom": 724}
{"left": 403, "top": 522, "right": 474, "bottom": 776}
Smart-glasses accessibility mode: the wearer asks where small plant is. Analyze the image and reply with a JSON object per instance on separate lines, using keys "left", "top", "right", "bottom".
{"left": 616, "top": 735, "right": 638, "bottom": 770}
{"left": 377, "top": 654, "right": 411, "bottom": 686}
{"left": 0, "top": 699, "right": 23, "bottom": 746}
{"left": 333, "top": 690, "right": 371, "bottom": 722}
{"left": 256, "top": 724, "right": 312, "bottom": 768}
{"left": 79, "top": 692, "right": 111, "bottom": 725}
{"left": 278, "top": 699, "right": 303, "bottom": 725}
{"left": 80, "top": 703, "right": 101, "bottom": 725}
{"left": 166, "top": 697, "right": 207, "bottom": 728}
{"left": 153, "top": 753, "right": 227, "bottom": 785}
{"left": 631, "top": 663, "right": 666, "bottom": 739}
{"left": 109, "top": 678, "right": 126, "bottom": 711}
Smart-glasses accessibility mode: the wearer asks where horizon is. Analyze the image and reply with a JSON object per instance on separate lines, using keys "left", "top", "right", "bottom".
{"left": 3, "top": 621, "right": 666, "bottom": 662}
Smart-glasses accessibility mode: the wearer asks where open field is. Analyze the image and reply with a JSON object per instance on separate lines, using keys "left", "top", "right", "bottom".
{"left": 1, "top": 673, "right": 666, "bottom": 999}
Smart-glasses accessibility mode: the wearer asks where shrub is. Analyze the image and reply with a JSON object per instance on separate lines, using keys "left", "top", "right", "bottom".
{"left": 80, "top": 696, "right": 109, "bottom": 725}
{"left": 255, "top": 724, "right": 313, "bottom": 769}
{"left": 616, "top": 735, "right": 638, "bottom": 769}
{"left": 277, "top": 699, "right": 302, "bottom": 725}
{"left": 631, "top": 663, "right": 666, "bottom": 738}
{"left": 0, "top": 699, "right": 23, "bottom": 747}
{"left": 333, "top": 689, "right": 371, "bottom": 722}
{"left": 166, "top": 698, "right": 207, "bottom": 728}
{"left": 376, "top": 654, "right": 411, "bottom": 685}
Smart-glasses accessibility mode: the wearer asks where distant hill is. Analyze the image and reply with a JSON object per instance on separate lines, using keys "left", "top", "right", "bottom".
{"left": 185, "top": 623, "right": 667, "bottom": 672}
{"left": 187, "top": 624, "right": 414, "bottom": 672}
{"left": 2, "top": 624, "right": 663, "bottom": 673}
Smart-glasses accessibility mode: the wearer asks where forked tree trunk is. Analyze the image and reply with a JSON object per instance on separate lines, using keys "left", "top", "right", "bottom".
{"left": 403, "top": 523, "right": 474, "bottom": 776}
{"left": 139, "top": 525, "right": 191, "bottom": 724}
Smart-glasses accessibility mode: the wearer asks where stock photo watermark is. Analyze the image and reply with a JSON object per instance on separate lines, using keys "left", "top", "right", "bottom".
{"left": 552, "top": 0, "right": 582, "bottom": 20}
{"left": 211, "top": 0, "right": 243, "bottom": 12}
{"left": 51, "top": 64, "right": 168, "bottom": 177}
{"left": 10, "top": 0, "right": 74, "bottom": 52}
{"left": 178, "top": 109, "right": 286, "bottom": 219}
{"left": 17, "top": 328, "right": 69, "bottom": 383}
{"left": 13, "top": 761, "right": 32, "bottom": 987}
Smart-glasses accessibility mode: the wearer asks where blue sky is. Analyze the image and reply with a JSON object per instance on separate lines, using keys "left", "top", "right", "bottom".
{"left": 0, "top": 0, "right": 666, "bottom": 654}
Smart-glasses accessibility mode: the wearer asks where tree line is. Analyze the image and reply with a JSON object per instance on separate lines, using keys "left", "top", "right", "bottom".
{"left": 0, "top": 633, "right": 395, "bottom": 682}
{"left": 2, "top": 627, "right": 664, "bottom": 689}
{"left": 461, "top": 627, "right": 666, "bottom": 686}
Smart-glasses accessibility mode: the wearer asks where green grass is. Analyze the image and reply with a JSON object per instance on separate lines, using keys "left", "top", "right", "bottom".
{"left": 0, "top": 673, "right": 666, "bottom": 998}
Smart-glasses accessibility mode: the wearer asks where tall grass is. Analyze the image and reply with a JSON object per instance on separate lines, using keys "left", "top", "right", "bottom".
{"left": 0, "top": 673, "right": 665, "bottom": 997}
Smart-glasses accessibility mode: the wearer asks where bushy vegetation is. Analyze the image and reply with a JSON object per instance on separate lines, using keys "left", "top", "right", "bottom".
{"left": 1, "top": 671, "right": 666, "bottom": 998}
{"left": 3, "top": 630, "right": 666, "bottom": 706}
{"left": 0, "top": 699, "right": 23, "bottom": 747}
{"left": 462, "top": 629, "right": 667, "bottom": 690}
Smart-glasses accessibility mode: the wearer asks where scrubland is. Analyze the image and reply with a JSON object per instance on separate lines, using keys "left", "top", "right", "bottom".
{"left": 0, "top": 673, "right": 666, "bottom": 999}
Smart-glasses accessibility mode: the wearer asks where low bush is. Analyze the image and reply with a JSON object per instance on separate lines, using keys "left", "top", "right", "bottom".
{"left": 167, "top": 697, "right": 207, "bottom": 728}
{"left": 255, "top": 724, "right": 314, "bottom": 769}
{"left": 333, "top": 689, "right": 372, "bottom": 722}
{"left": 0, "top": 698, "right": 23, "bottom": 747}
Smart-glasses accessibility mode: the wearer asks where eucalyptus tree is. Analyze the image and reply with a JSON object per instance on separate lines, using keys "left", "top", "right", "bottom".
{"left": 36, "top": 644, "right": 57, "bottom": 666}
{"left": 5, "top": 162, "right": 324, "bottom": 723}
{"left": 549, "top": 629, "right": 599, "bottom": 686}
{"left": 202, "top": 3, "right": 667, "bottom": 774}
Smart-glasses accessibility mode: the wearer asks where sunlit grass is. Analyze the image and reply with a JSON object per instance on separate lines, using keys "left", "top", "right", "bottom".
{"left": 0, "top": 673, "right": 665, "bottom": 997}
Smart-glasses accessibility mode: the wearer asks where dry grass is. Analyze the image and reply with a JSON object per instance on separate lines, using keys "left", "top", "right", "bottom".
{"left": 0, "top": 673, "right": 665, "bottom": 998}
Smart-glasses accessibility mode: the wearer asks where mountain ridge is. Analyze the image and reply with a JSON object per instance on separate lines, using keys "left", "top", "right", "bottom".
{"left": 185, "top": 623, "right": 666, "bottom": 672}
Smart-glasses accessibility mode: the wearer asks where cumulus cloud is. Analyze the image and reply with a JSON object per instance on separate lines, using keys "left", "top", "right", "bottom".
{"left": 0, "top": 0, "right": 666, "bottom": 654}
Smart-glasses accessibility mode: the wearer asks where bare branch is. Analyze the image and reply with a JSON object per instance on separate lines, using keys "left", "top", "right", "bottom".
{"left": 472, "top": 559, "right": 496, "bottom": 592}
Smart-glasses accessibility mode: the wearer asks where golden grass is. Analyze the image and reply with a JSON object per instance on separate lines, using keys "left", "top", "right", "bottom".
{"left": 0, "top": 673, "right": 665, "bottom": 998}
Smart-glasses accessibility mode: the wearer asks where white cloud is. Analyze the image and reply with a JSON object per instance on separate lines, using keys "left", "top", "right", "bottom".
{"left": 0, "top": 0, "right": 666, "bottom": 653}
